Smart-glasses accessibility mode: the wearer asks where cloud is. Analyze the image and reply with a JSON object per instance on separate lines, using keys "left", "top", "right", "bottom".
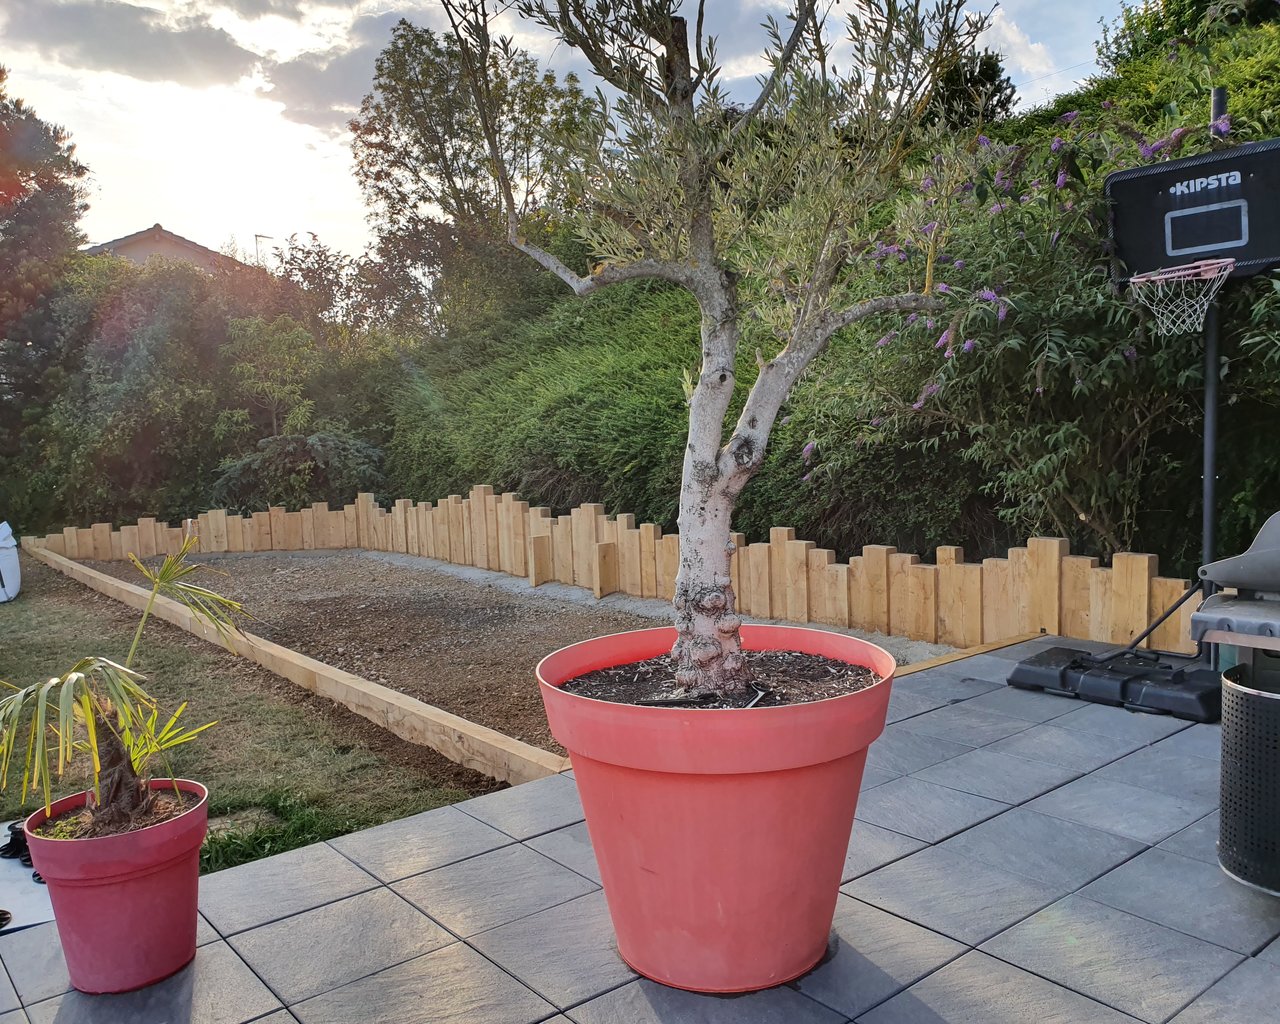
{"left": 211, "top": 0, "right": 307, "bottom": 20}
{"left": 256, "top": 10, "right": 410, "bottom": 131}
{"left": 1, "top": 0, "right": 260, "bottom": 88}
{"left": 981, "top": 10, "right": 1055, "bottom": 80}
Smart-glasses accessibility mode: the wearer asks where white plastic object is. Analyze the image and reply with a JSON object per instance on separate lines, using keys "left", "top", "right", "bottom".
{"left": 0, "top": 521, "right": 19, "bottom": 602}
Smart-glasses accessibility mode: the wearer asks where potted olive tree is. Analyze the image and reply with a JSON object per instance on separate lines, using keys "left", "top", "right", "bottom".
{"left": 0, "top": 538, "right": 240, "bottom": 994}
{"left": 440, "top": 0, "right": 981, "bottom": 992}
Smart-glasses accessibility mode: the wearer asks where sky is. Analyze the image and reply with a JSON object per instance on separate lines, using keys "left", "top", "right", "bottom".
{"left": 2, "top": 0, "right": 1123, "bottom": 261}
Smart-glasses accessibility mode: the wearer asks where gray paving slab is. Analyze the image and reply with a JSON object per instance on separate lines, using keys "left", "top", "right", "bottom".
{"left": 863, "top": 725, "right": 975, "bottom": 776}
{"left": 567, "top": 978, "right": 844, "bottom": 1023}
{"left": 456, "top": 773, "right": 585, "bottom": 840}
{"left": 1158, "top": 812, "right": 1220, "bottom": 864}
{"left": 468, "top": 890, "right": 636, "bottom": 1009}
{"left": 980, "top": 895, "right": 1243, "bottom": 1024}
{"left": 938, "top": 807, "right": 1146, "bottom": 890}
{"left": 1080, "top": 847, "right": 1280, "bottom": 955}
{"left": 526, "top": 821, "right": 601, "bottom": 884}
{"left": 1157, "top": 723, "right": 1222, "bottom": 762}
{"left": 1095, "top": 744, "right": 1219, "bottom": 806}
{"left": 195, "top": 912, "right": 218, "bottom": 947}
{"left": 842, "top": 820, "right": 927, "bottom": 882}
{"left": 942, "top": 652, "right": 1029, "bottom": 678}
{"left": 1261, "top": 935, "right": 1280, "bottom": 963}
{"left": 1052, "top": 703, "right": 1191, "bottom": 744}
{"left": 199, "top": 842, "right": 378, "bottom": 935}
{"left": 1172, "top": 957, "right": 1280, "bottom": 1023}
{"left": 911, "top": 748, "right": 1082, "bottom": 804}
{"left": 961, "top": 685, "right": 1081, "bottom": 722}
{"left": 290, "top": 941, "right": 556, "bottom": 1024}
{"left": 327, "top": 804, "right": 514, "bottom": 883}
{"left": 1028, "top": 774, "right": 1217, "bottom": 845}
{"left": 885, "top": 688, "right": 950, "bottom": 724}
{"left": 860, "top": 766, "right": 899, "bottom": 790}
{"left": 845, "top": 845, "right": 1060, "bottom": 945}
{"left": 895, "top": 703, "right": 1034, "bottom": 747}
{"left": 894, "top": 669, "right": 1003, "bottom": 703}
{"left": 855, "top": 949, "right": 1139, "bottom": 1024}
{"left": 986, "top": 723, "right": 1145, "bottom": 771}
{"left": 228, "top": 887, "right": 454, "bottom": 1005}
{"left": 392, "top": 843, "right": 597, "bottom": 937}
{"left": 0, "top": 1011, "right": 28, "bottom": 1024}
{"left": 0, "top": 923, "right": 69, "bottom": 1006}
{"left": 791, "top": 896, "right": 965, "bottom": 1020}
{"left": 0, "top": 970, "right": 16, "bottom": 1015}
{"left": 22, "top": 942, "right": 281, "bottom": 1024}
{"left": 855, "top": 776, "right": 1008, "bottom": 843}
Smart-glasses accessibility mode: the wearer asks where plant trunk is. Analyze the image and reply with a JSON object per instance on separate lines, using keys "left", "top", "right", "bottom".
{"left": 90, "top": 713, "right": 153, "bottom": 831}
{"left": 672, "top": 475, "right": 749, "bottom": 695}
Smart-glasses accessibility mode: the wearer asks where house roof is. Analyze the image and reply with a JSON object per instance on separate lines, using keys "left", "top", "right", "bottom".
{"left": 85, "top": 223, "right": 245, "bottom": 270}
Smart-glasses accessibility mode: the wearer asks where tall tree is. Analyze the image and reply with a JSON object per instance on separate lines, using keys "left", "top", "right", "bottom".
{"left": 441, "top": 0, "right": 980, "bottom": 693}
{"left": 926, "top": 48, "right": 1016, "bottom": 128}
{"left": 350, "top": 20, "right": 594, "bottom": 332}
{"left": 0, "top": 66, "right": 87, "bottom": 452}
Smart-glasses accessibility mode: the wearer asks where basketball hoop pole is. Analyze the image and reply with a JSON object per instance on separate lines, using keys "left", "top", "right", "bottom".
{"left": 1203, "top": 85, "right": 1229, "bottom": 585}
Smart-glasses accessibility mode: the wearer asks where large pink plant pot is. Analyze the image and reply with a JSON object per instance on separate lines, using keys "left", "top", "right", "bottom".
{"left": 537, "top": 623, "right": 894, "bottom": 993}
{"left": 24, "top": 779, "right": 209, "bottom": 994}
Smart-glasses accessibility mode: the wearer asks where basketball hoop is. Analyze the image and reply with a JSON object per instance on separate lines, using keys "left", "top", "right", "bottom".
{"left": 1127, "top": 257, "right": 1235, "bottom": 336}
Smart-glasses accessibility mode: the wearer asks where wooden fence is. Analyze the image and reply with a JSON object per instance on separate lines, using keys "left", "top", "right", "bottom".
{"left": 22, "top": 487, "right": 1197, "bottom": 654}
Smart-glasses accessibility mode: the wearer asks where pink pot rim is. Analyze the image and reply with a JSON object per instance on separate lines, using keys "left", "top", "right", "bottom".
{"left": 24, "top": 778, "right": 209, "bottom": 842}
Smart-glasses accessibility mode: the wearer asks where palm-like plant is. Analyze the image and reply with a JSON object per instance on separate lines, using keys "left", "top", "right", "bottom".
{"left": 0, "top": 535, "right": 242, "bottom": 833}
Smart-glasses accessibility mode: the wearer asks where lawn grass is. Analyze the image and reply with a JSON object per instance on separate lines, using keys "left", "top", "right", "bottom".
{"left": 0, "top": 556, "right": 490, "bottom": 871}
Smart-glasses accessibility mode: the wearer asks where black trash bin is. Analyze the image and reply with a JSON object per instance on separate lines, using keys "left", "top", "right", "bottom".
{"left": 1220, "top": 662, "right": 1280, "bottom": 895}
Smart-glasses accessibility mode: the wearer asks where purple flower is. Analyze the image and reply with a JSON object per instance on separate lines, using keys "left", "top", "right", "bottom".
{"left": 876, "top": 331, "right": 898, "bottom": 347}
{"left": 989, "top": 201, "right": 1008, "bottom": 214}
{"left": 935, "top": 282, "right": 951, "bottom": 293}
{"left": 1020, "top": 195, "right": 1031, "bottom": 204}
{"left": 906, "top": 312, "right": 919, "bottom": 325}
{"left": 924, "top": 383, "right": 941, "bottom": 397}
{"left": 1035, "top": 385, "right": 1044, "bottom": 394}
{"left": 802, "top": 441, "right": 816, "bottom": 461}
{"left": 1050, "top": 229, "right": 1061, "bottom": 248}
{"left": 954, "top": 259, "right": 965, "bottom": 270}
{"left": 870, "top": 417, "right": 883, "bottom": 427}
{"left": 962, "top": 338, "right": 976, "bottom": 353}
{"left": 1059, "top": 110, "right": 1079, "bottom": 124}
{"left": 998, "top": 303, "right": 1009, "bottom": 322}
{"left": 1211, "top": 114, "right": 1232, "bottom": 136}
{"left": 911, "top": 400, "right": 924, "bottom": 411}
{"left": 1051, "top": 136, "right": 1065, "bottom": 153}
{"left": 935, "top": 328, "right": 952, "bottom": 349}
{"left": 920, "top": 175, "right": 935, "bottom": 191}
{"left": 1055, "top": 170, "right": 1068, "bottom": 189}
{"left": 1102, "top": 100, "right": 1114, "bottom": 110}
{"left": 994, "top": 170, "right": 1010, "bottom": 190}
{"left": 922, "top": 220, "right": 938, "bottom": 235}
{"left": 1030, "top": 178, "right": 1042, "bottom": 188}
{"left": 977, "top": 134, "right": 992, "bottom": 147}
{"left": 926, "top": 318, "right": 935, "bottom": 329}
{"left": 978, "top": 288, "right": 999, "bottom": 302}
{"left": 802, "top": 472, "right": 812, "bottom": 482}
{"left": 1123, "top": 346, "right": 1138, "bottom": 362}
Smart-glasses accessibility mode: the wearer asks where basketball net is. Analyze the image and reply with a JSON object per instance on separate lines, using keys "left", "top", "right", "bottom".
{"left": 1127, "top": 258, "right": 1235, "bottom": 336}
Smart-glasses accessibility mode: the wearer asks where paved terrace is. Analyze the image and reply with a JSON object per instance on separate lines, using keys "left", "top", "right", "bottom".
{"left": 2, "top": 636, "right": 1278, "bottom": 1024}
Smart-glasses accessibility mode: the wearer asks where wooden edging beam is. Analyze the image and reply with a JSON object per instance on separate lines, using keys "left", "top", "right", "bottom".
{"left": 23, "top": 544, "right": 569, "bottom": 786}
{"left": 894, "top": 631, "right": 1043, "bottom": 677}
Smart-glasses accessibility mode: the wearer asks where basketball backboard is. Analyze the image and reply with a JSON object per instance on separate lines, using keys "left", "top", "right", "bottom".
{"left": 1106, "top": 137, "right": 1280, "bottom": 282}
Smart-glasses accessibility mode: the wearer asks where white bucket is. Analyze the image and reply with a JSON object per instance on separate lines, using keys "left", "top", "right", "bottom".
{"left": 0, "top": 521, "right": 20, "bottom": 602}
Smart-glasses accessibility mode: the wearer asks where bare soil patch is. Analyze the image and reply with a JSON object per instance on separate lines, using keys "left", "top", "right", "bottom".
{"left": 565, "top": 650, "right": 879, "bottom": 708}
{"left": 88, "top": 550, "right": 658, "bottom": 753}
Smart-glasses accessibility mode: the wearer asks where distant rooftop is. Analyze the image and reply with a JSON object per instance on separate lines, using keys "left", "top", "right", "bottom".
{"left": 85, "top": 223, "right": 245, "bottom": 273}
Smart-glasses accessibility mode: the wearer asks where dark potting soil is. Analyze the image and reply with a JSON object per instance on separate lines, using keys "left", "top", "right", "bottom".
{"left": 561, "top": 650, "right": 880, "bottom": 709}
{"left": 34, "top": 788, "right": 199, "bottom": 840}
